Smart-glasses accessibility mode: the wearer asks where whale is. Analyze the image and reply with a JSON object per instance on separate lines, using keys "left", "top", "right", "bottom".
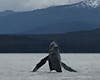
{"left": 32, "top": 41, "right": 77, "bottom": 72}
{"left": 48, "top": 41, "right": 62, "bottom": 72}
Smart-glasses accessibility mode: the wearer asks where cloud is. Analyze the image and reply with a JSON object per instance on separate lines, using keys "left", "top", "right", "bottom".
{"left": 0, "top": 0, "right": 82, "bottom": 11}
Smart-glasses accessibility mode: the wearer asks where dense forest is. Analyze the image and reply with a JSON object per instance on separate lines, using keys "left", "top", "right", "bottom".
{"left": 0, "top": 28, "right": 100, "bottom": 53}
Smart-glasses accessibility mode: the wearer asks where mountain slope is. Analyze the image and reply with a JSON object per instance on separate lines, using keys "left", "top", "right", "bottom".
{"left": 0, "top": 0, "right": 100, "bottom": 34}
{"left": 0, "top": 10, "right": 15, "bottom": 16}
{"left": 0, "top": 28, "right": 100, "bottom": 53}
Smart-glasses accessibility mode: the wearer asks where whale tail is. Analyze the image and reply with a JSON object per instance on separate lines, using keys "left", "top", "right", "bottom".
{"left": 61, "top": 62, "right": 77, "bottom": 72}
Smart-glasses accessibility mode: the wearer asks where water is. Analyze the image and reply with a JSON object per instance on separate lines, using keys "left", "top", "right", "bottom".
{"left": 0, "top": 54, "right": 100, "bottom": 80}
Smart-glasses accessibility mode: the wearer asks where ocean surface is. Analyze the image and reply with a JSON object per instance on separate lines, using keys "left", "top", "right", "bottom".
{"left": 0, "top": 54, "right": 100, "bottom": 80}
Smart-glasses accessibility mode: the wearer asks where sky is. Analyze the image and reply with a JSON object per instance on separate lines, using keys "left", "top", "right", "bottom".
{"left": 0, "top": 0, "right": 83, "bottom": 11}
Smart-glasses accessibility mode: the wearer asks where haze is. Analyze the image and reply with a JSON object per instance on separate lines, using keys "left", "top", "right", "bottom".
{"left": 0, "top": 0, "right": 82, "bottom": 11}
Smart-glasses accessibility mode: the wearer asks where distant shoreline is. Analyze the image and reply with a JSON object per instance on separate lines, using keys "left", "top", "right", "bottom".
{"left": 0, "top": 53, "right": 99, "bottom": 54}
{"left": 0, "top": 28, "right": 100, "bottom": 53}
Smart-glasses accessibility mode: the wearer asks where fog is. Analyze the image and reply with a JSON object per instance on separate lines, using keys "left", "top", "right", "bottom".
{"left": 0, "top": 0, "right": 82, "bottom": 11}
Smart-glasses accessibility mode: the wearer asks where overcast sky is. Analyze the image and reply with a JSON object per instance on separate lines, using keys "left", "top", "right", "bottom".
{"left": 0, "top": 0, "right": 83, "bottom": 11}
